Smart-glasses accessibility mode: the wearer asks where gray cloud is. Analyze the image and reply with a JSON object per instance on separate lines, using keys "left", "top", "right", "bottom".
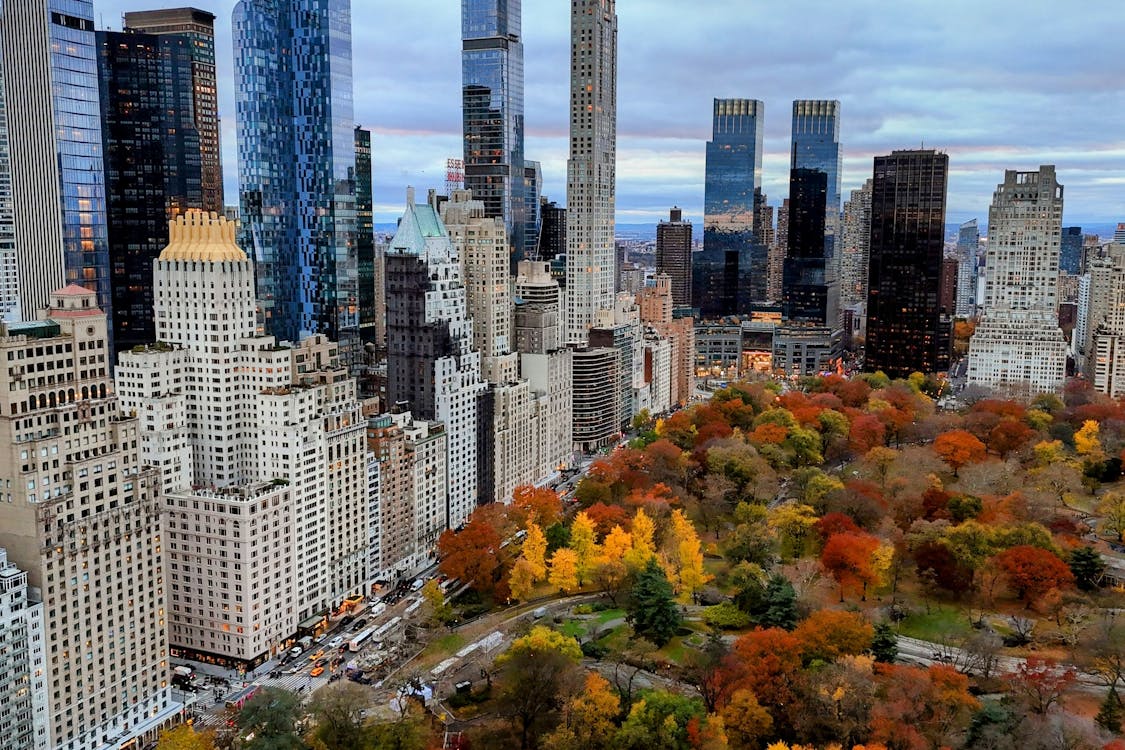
{"left": 99, "top": 0, "right": 1125, "bottom": 226}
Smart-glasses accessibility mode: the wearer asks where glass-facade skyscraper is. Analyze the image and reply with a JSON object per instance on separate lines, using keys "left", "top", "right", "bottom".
{"left": 1, "top": 0, "right": 110, "bottom": 338}
{"left": 1060, "top": 226, "right": 1083, "bottom": 275}
{"left": 355, "top": 126, "right": 376, "bottom": 344}
{"left": 462, "top": 0, "right": 525, "bottom": 266}
{"left": 865, "top": 150, "right": 952, "bottom": 377}
{"left": 234, "top": 0, "right": 358, "bottom": 356}
{"left": 695, "top": 98, "right": 766, "bottom": 318}
{"left": 97, "top": 28, "right": 203, "bottom": 354}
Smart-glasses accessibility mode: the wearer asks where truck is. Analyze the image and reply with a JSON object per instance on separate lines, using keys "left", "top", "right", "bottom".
{"left": 298, "top": 635, "right": 314, "bottom": 650}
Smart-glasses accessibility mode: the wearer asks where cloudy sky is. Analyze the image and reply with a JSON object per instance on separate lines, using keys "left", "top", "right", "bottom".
{"left": 100, "top": 0, "right": 1125, "bottom": 225}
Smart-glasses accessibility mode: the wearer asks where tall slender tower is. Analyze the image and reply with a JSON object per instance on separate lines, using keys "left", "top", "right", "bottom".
{"left": 1, "top": 0, "right": 110, "bottom": 333}
{"left": 695, "top": 98, "right": 765, "bottom": 317}
{"left": 0, "top": 70, "right": 19, "bottom": 323}
{"left": 97, "top": 28, "right": 204, "bottom": 354}
{"left": 355, "top": 126, "right": 376, "bottom": 343}
{"left": 656, "top": 207, "right": 693, "bottom": 309}
{"left": 840, "top": 179, "right": 873, "bottom": 312}
{"left": 865, "top": 150, "right": 951, "bottom": 377}
{"left": 967, "top": 167, "right": 1067, "bottom": 396}
{"left": 122, "top": 8, "right": 222, "bottom": 213}
{"left": 791, "top": 100, "right": 842, "bottom": 248}
{"left": 954, "top": 218, "right": 980, "bottom": 317}
{"left": 462, "top": 0, "right": 525, "bottom": 266}
{"left": 234, "top": 0, "right": 358, "bottom": 357}
{"left": 565, "top": 0, "right": 617, "bottom": 345}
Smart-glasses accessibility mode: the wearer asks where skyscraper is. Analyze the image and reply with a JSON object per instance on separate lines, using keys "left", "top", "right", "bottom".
{"left": 954, "top": 218, "right": 980, "bottom": 317}
{"left": 0, "top": 70, "right": 19, "bottom": 323}
{"left": 234, "top": 0, "right": 358, "bottom": 355}
{"left": 355, "top": 126, "right": 376, "bottom": 344}
{"left": 1060, "top": 226, "right": 1083, "bottom": 275}
{"left": 385, "top": 188, "right": 487, "bottom": 528}
{"left": 656, "top": 207, "right": 692, "bottom": 308}
{"left": 462, "top": 0, "right": 525, "bottom": 264}
{"left": 695, "top": 98, "right": 765, "bottom": 317}
{"left": 1, "top": 0, "right": 110, "bottom": 331}
{"left": 565, "top": 0, "right": 618, "bottom": 344}
{"left": 522, "top": 160, "right": 542, "bottom": 260}
{"left": 97, "top": 27, "right": 203, "bottom": 353}
{"left": 0, "top": 548, "right": 48, "bottom": 750}
{"left": 773, "top": 167, "right": 841, "bottom": 374}
{"left": 967, "top": 167, "right": 1068, "bottom": 396}
{"left": 840, "top": 179, "right": 872, "bottom": 312}
{"left": 0, "top": 286, "right": 177, "bottom": 750}
{"left": 791, "top": 100, "right": 842, "bottom": 253}
{"left": 865, "top": 150, "right": 952, "bottom": 377}
{"left": 117, "top": 211, "right": 369, "bottom": 668}
{"left": 538, "top": 199, "right": 566, "bottom": 260}
{"left": 122, "top": 8, "right": 222, "bottom": 213}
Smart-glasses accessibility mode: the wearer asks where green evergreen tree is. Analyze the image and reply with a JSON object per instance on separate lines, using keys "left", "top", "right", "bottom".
{"left": 871, "top": 621, "right": 899, "bottom": 663}
{"left": 1068, "top": 546, "right": 1105, "bottom": 591}
{"left": 627, "top": 558, "right": 682, "bottom": 646}
{"left": 758, "top": 574, "right": 798, "bottom": 630}
{"left": 1096, "top": 688, "right": 1124, "bottom": 734}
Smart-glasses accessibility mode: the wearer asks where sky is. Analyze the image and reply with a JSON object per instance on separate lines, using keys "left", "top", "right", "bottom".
{"left": 98, "top": 0, "right": 1125, "bottom": 226}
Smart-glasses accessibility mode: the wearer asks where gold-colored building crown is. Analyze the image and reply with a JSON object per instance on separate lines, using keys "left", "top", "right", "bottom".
{"left": 158, "top": 210, "right": 247, "bottom": 262}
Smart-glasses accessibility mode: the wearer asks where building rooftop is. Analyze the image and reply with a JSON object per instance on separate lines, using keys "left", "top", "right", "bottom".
{"left": 158, "top": 209, "right": 246, "bottom": 263}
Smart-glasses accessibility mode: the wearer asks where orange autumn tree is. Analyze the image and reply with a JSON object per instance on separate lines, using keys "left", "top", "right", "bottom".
{"left": 511, "top": 484, "right": 563, "bottom": 528}
{"left": 932, "top": 429, "right": 987, "bottom": 476}
{"left": 437, "top": 509, "right": 509, "bottom": 599}
{"left": 869, "top": 663, "right": 978, "bottom": 750}
{"left": 793, "top": 609, "right": 874, "bottom": 664}
{"left": 820, "top": 531, "right": 882, "bottom": 601}
{"left": 993, "top": 545, "right": 1074, "bottom": 607}
{"left": 721, "top": 628, "right": 803, "bottom": 717}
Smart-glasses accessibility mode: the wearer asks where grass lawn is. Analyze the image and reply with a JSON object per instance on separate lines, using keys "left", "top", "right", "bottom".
{"left": 658, "top": 638, "right": 688, "bottom": 664}
{"left": 595, "top": 608, "right": 626, "bottom": 625}
{"left": 898, "top": 604, "right": 971, "bottom": 642}
{"left": 559, "top": 619, "right": 585, "bottom": 639}
{"left": 423, "top": 633, "right": 465, "bottom": 658}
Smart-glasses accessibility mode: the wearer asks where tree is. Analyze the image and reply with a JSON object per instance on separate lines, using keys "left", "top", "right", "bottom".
{"left": 496, "top": 626, "right": 584, "bottom": 750}
{"left": 820, "top": 531, "right": 881, "bottom": 601}
{"left": 682, "top": 630, "right": 731, "bottom": 713}
{"left": 438, "top": 512, "right": 506, "bottom": 598}
{"left": 758, "top": 574, "right": 798, "bottom": 630}
{"left": 793, "top": 609, "right": 874, "bottom": 664}
{"left": 1005, "top": 657, "right": 1076, "bottom": 715}
{"left": 508, "top": 557, "right": 538, "bottom": 602}
{"left": 724, "top": 628, "right": 803, "bottom": 724}
{"left": 624, "top": 508, "right": 657, "bottom": 571}
{"left": 994, "top": 546, "right": 1074, "bottom": 607}
{"left": 868, "top": 664, "right": 978, "bottom": 750}
{"left": 767, "top": 503, "right": 819, "bottom": 559}
{"left": 1074, "top": 419, "right": 1103, "bottom": 457}
{"left": 664, "top": 509, "right": 711, "bottom": 601}
{"left": 366, "top": 713, "right": 429, "bottom": 750}
{"left": 612, "top": 691, "right": 726, "bottom": 750}
{"left": 548, "top": 548, "right": 580, "bottom": 593}
{"left": 722, "top": 689, "right": 773, "bottom": 750}
{"left": 569, "top": 511, "right": 600, "bottom": 585}
{"left": 308, "top": 681, "right": 372, "bottom": 750}
{"left": 156, "top": 726, "right": 215, "bottom": 750}
{"left": 703, "top": 601, "right": 752, "bottom": 630}
{"left": 235, "top": 687, "right": 304, "bottom": 750}
{"left": 628, "top": 557, "right": 682, "bottom": 647}
{"left": 933, "top": 429, "right": 987, "bottom": 476}
{"left": 988, "top": 419, "right": 1035, "bottom": 458}
{"left": 871, "top": 622, "right": 898, "bottom": 663}
{"left": 1068, "top": 546, "right": 1105, "bottom": 591}
{"left": 523, "top": 522, "right": 548, "bottom": 580}
{"left": 913, "top": 540, "right": 974, "bottom": 595}
{"left": 1098, "top": 491, "right": 1125, "bottom": 543}
{"left": 512, "top": 484, "right": 564, "bottom": 528}
{"left": 541, "top": 671, "right": 621, "bottom": 750}
{"left": 1096, "top": 689, "right": 1123, "bottom": 735}
{"left": 420, "top": 578, "right": 452, "bottom": 625}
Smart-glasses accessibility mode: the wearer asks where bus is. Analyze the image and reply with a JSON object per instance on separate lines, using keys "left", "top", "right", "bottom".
{"left": 370, "top": 616, "right": 401, "bottom": 647}
{"left": 225, "top": 683, "right": 260, "bottom": 710}
{"left": 348, "top": 627, "right": 377, "bottom": 653}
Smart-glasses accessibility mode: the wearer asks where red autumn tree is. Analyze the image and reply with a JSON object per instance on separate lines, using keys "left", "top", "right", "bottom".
{"left": 987, "top": 419, "right": 1036, "bottom": 458}
{"left": 1006, "top": 657, "right": 1077, "bottom": 714}
{"left": 815, "top": 512, "right": 861, "bottom": 542}
{"left": 932, "top": 429, "right": 987, "bottom": 475}
{"left": 749, "top": 422, "right": 788, "bottom": 446}
{"left": 820, "top": 531, "right": 882, "bottom": 601}
{"left": 721, "top": 628, "right": 803, "bottom": 716}
{"left": 913, "top": 541, "right": 974, "bottom": 594}
{"left": 437, "top": 511, "right": 507, "bottom": 598}
{"left": 869, "top": 663, "right": 978, "bottom": 750}
{"left": 511, "top": 484, "right": 563, "bottom": 528}
{"left": 993, "top": 545, "right": 1074, "bottom": 607}
{"left": 848, "top": 414, "right": 886, "bottom": 454}
{"left": 584, "top": 502, "right": 630, "bottom": 535}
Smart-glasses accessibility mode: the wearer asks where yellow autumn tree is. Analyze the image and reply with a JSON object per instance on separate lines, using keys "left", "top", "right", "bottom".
{"left": 624, "top": 508, "right": 656, "bottom": 570}
{"left": 508, "top": 557, "right": 538, "bottom": 602}
{"left": 1032, "top": 439, "right": 1066, "bottom": 467}
{"left": 548, "top": 548, "right": 580, "bottom": 593}
{"left": 541, "top": 671, "right": 620, "bottom": 750}
{"left": 602, "top": 524, "right": 632, "bottom": 562}
{"left": 156, "top": 726, "right": 216, "bottom": 750}
{"left": 569, "top": 511, "right": 600, "bottom": 585}
{"left": 767, "top": 502, "right": 819, "bottom": 558}
{"left": 523, "top": 522, "right": 548, "bottom": 581}
{"left": 1075, "top": 419, "right": 1103, "bottom": 457}
{"left": 595, "top": 525, "right": 632, "bottom": 604}
{"left": 662, "top": 509, "right": 711, "bottom": 601}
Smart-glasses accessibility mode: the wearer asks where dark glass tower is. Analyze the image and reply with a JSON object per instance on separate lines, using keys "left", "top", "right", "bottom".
{"left": 865, "top": 150, "right": 952, "bottom": 377}
{"left": 695, "top": 98, "right": 766, "bottom": 317}
{"left": 538, "top": 199, "right": 565, "bottom": 261}
{"left": 656, "top": 207, "right": 692, "bottom": 309}
{"left": 462, "top": 0, "right": 525, "bottom": 266}
{"left": 234, "top": 0, "right": 358, "bottom": 355}
{"left": 355, "top": 126, "right": 375, "bottom": 344}
{"left": 791, "top": 100, "right": 841, "bottom": 255}
{"left": 123, "top": 8, "right": 222, "bottom": 214}
{"left": 1060, "top": 226, "right": 1082, "bottom": 274}
{"left": 782, "top": 169, "right": 834, "bottom": 323}
{"left": 97, "top": 28, "right": 203, "bottom": 353}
